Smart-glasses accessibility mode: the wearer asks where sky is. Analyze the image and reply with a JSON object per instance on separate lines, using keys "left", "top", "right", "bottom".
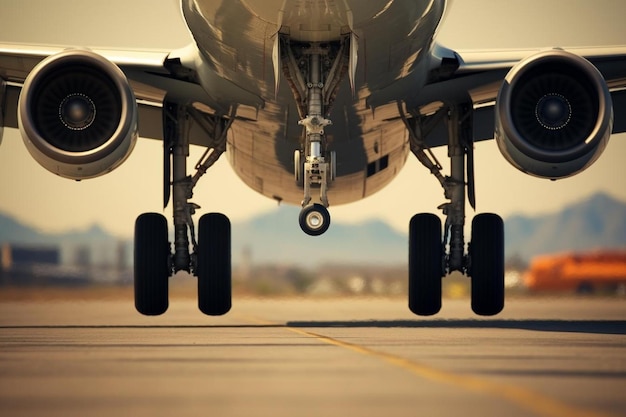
{"left": 0, "top": 0, "right": 625, "bottom": 238}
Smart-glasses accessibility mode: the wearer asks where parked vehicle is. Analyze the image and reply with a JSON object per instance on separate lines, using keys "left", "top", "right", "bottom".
{"left": 524, "top": 251, "right": 626, "bottom": 293}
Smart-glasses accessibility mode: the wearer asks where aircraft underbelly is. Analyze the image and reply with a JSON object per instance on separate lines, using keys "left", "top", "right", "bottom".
{"left": 226, "top": 106, "right": 411, "bottom": 206}
{"left": 182, "top": 0, "right": 446, "bottom": 205}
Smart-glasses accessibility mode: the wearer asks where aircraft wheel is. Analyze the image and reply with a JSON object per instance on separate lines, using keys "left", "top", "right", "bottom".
{"left": 408, "top": 213, "right": 443, "bottom": 316}
{"left": 469, "top": 213, "right": 505, "bottom": 316}
{"left": 299, "top": 204, "right": 331, "bottom": 236}
{"left": 134, "top": 213, "right": 170, "bottom": 315}
{"left": 197, "top": 213, "right": 232, "bottom": 316}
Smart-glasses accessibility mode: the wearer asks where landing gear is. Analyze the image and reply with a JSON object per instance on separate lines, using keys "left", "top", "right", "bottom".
{"left": 299, "top": 203, "right": 331, "bottom": 236}
{"left": 404, "top": 102, "right": 505, "bottom": 316}
{"left": 279, "top": 34, "right": 354, "bottom": 235}
{"left": 133, "top": 100, "right": 234, "bottom": 316}
{"left": 296, "top": 51, "right": 333, "bottom": 231}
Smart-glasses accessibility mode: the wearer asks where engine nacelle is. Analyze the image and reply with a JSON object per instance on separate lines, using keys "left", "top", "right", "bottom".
{"left": 18, "top": 49, "right": 137, "bottom": 180}
{"left": 495, "top": 49, "right": 613, "bottom": 179}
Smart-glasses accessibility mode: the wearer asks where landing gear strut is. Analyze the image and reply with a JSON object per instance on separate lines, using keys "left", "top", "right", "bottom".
{"left": 279, "top": 35, "right": 352, "bottom": 236}
{"left": 297, "top": 48, "right": 332, "bottom": 235}
{"left": 403, "top": 102, "right": 505, "bottom": 316}
{"left": 134, "top": 101, "right": 233, "bottom": 316}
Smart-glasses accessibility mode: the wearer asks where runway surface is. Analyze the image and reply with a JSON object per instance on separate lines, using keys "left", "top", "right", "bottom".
{"left": 1, "top": 292, "right": 625, "bottom": 417}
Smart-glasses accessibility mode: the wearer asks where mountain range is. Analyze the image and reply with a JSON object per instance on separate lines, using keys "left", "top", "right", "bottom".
{"left": 505, "top": 192, "right": 626, "bottom": 261}
{"left": 1, "top": 192, "right": 625, "bottom": 266}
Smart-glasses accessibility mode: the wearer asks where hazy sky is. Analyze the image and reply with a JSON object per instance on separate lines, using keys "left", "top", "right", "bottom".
{"left": 1, "top": 0, "right": 625, "bottom": 237}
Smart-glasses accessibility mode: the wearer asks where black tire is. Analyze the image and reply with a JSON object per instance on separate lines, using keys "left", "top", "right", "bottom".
{"left": 469, "top": 213, "right": 505, "bottom": 316}
{"left": 197, "top": 213, "right": 232, "bottom": 316}
{"left": 134, "top": 213, "right": 170, "bottom": 315}
{"left": 408, "top": 213, "right": 443, "bottom": 316}
{"left": 299, "top": 204, "right": 331, "bottom": 236}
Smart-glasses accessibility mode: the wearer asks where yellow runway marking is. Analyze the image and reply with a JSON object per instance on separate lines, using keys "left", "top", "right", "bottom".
{"left": 237, "top": 314, "right": 616, "bottom": 417}
{"left": 287, "top": 327, "right": 618, "bottom": 417}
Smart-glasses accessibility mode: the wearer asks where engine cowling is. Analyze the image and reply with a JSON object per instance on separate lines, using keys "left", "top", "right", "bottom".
{"left": 495, "top": 49, "right": 612, "bottom": 179}
{"left": 18, "top": 49, "right": 137, "bottom": 180}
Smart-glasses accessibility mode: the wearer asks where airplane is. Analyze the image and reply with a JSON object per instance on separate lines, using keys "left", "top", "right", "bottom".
{"left": 1, "top": 0, "right": 625, "bottom": 317}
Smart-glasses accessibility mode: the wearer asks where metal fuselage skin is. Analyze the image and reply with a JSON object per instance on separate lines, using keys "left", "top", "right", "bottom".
{"left": 181, "top": 0, "right": 447, "bottom": 205}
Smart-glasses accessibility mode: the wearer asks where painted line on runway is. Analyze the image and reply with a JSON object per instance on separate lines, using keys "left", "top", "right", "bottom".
{"left": 238, "top": 314, "right": 615, "bottom": 417}
{"left": 289, "top": 327, "right": 619, "bottom": 417}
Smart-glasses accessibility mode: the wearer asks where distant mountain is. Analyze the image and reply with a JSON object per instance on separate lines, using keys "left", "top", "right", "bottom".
{"left": 0, "top": 213, "right": 121, "bottom": 265}
{"left": 0, "top": 212, "right": 44, "bottom": 245}
{"left": 235, "top": 192, "right": 626, "bottom": 265}
{"left": 0, "top": 207, "right": 408, "bottom": 267}
{"left": 1, "top": 191, "right": 625, "bottom": 267}
{"left": 0, "top": 213, "right": 115, "bottom": 246}
{"left": 232, "top": 205, "right": 407, "bottom": 266}
{"left": 505, "top": 192, "right": 626, "bottom": 260}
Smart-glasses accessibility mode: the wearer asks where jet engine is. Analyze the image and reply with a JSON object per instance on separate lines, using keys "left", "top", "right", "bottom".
{"left": 495, "top": 49, "right": 613, "bottom": 179}
{"left": 18, "top": 49, "right": 137, "bottom": 180}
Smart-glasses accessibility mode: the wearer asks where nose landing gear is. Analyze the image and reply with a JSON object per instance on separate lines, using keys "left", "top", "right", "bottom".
{"left": 279, "top": 34, "right": 353, "bottom": 236}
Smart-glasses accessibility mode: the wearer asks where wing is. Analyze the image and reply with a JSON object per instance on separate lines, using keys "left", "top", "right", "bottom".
{"left": 0, "top": 42, "right": 224, "bottom": 145}
{"left": 417, "top": 45, "right": 626, "bottom": 147}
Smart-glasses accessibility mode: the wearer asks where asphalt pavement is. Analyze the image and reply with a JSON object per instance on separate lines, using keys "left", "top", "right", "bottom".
{"left": 1, "top": 294, "right": 625, "bottom": 417}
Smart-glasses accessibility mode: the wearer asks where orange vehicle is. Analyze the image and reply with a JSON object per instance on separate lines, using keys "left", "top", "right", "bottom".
{"left": 524, "top": 251, "right": 626, "bottom": 293}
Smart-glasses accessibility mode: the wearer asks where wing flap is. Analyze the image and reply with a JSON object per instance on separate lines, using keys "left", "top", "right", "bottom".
{"left": 0, "top": 43, "right": 170, "bottom": 82}
{"left": 455, "top": 46, "right": 626, "bottom": 75}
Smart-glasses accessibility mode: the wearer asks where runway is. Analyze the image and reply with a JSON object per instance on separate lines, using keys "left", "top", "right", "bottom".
{"left": 1, "top": 293, "right": 625, "bottom": 417}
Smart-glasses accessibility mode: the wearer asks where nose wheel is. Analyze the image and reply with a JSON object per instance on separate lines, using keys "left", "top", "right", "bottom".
{"left": 299, "top": 204, "right": 331, "bottom": 236}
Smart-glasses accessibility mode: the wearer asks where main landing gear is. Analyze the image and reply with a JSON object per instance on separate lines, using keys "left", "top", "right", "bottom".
{"left": 134, "top": 101, "right": 233, "bottom": 316}
{"left": 403, "top": 102, "right": 504, "bottom": 316}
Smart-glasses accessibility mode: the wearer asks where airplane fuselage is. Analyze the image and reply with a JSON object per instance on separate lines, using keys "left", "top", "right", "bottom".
{"left": 181, "top": 0, "right": 447, "bottom": 205}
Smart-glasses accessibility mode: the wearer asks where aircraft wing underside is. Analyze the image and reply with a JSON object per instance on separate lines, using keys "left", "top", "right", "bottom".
{"left": 0, "top": 43, "right": 229, "bottom": 147}
{"left": 413, "top": 46, "right": 626, "bottom": 147}
{"left": 2, "top": 43, "right": 626, "bottom": 148}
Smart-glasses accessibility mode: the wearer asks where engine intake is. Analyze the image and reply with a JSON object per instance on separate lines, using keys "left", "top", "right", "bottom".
{"left": 495, "top": 49, "right": 612, "bottom": 179}
{"left": 18, "top": 49, "right": 137, "bottom": 179}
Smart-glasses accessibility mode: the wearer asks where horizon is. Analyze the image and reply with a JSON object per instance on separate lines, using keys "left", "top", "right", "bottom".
{"left": 1, "top": 190, "right": 623, "bottom": 239}
{"left": 2, "top": 189, "right": 625, "bottom": 270}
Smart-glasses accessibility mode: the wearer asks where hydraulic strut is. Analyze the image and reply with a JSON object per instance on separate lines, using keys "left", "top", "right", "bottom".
{"left": 442, "top": 104, "right": 467, "bottom": 272}
{"left": 164, "top": 101, "right": 195, "bottom": 273}
{"left": 299, "top": 49, "right": 332, "bottom": 208}
{"left": 402, "top": 102, "right": 474, "bottom": 274}
{"left": 163, "top": 101, "right": 233, "bottom": 274}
